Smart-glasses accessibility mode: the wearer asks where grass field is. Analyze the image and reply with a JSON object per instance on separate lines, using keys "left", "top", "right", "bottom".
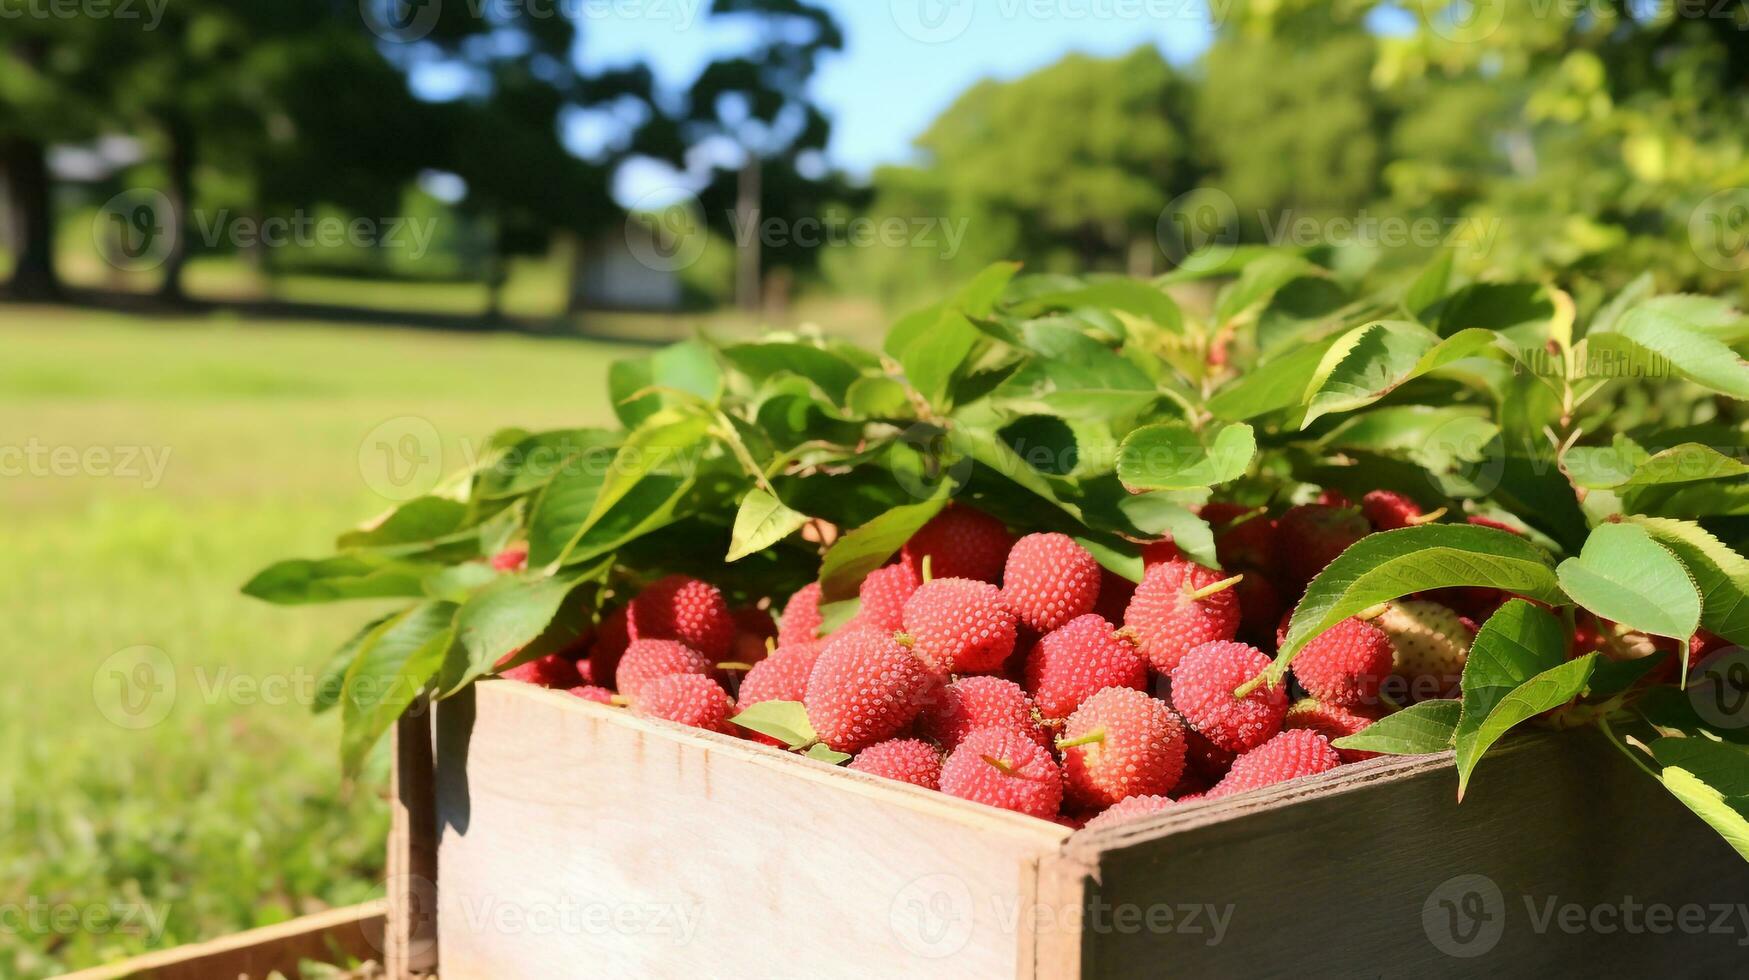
{"left": 0, "top": 306, "right": 666, "bottom": 976}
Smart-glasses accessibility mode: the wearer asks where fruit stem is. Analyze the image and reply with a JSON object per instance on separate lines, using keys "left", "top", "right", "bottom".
{"left": 1055, "top": 727, "right": 1107, "bottom": 750}
{"left": 1407, "top": 507, "right": 1448, "bottom": 526}
{"left": 1187, "top": 573, "right": 1244, "bottom": 601}
{"left": 981, "top": 754, "right": 1020, "bottom": 776}
{"left": 1232, "top": 667, "right": 1280, "bottom": 699}
{"left": 921, "top": 554, "right": 934, "bottom": 584}
{"left": 1596, "top": 716, "right": 1659, "bottom": 780}
{"left": 716, "top": 662, "right": 755, "bottom": 672}
{"left": 609, "top": 695, "right": 630, "bottom": 707}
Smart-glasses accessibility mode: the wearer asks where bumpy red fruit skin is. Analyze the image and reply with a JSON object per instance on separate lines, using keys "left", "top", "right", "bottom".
{"left": 1198, "top": 502, "right": 1251, "bottom": 528}
{"left": 902, "top": 577, "right": 1018, "bottom": 674}
{"left": 778, "top": 583, "right": 825, "bottom": 647}
{"left": 588, "top": 607, "right": 630, "bottom": 691}
{"left": 849, "top": 738, "right": 943, "bottom": 789}
{"left": 1082, "top": 794, "right": 1175, "bottom": 832}
{"left": 1208, "top": 729, "right": 1341, "bottom": 798}
{"left": 1023, "top": 614, "right": 1148, "bottom": 721}
{"left": 500, "top": 653, "right": 582, "bottom": 689}
{"left": 615, "top": 639, "right": 712, "bottom": 702}
{"left": 627, "top": 575, "right": 735, "bottom": 662}
{"left": 1122, "top": 559, "right": 1242, "bottom": 677}
{"left": 636, "top": 673, "right": 735, "bottom": 733}
{"left": 490, "top": 545, "right": 529, "bottom": 572}
{"left": 1060, "top": 687, "right": 1188, "bottom": 810}
{"left": 1289, "top": 616, "right": 1395, "bottom": 708}
{"left": 1361, "top": 490, "right": 1426, "bottom": 531}
{"left": 1003, "top": 533, "right": 1102, "bottom": 632}
{"left": 939, "top": 727, "right": 1064, "bottom": 818}
{"left": 917, "top": 675, "right": 1048, "bottom": 751}
{"left": 1284, "top": 699, "right": 1380, "bottom": 762}
{"left": 1276, "top": 504, "right": 1370, "bottom": 590}
{"left": 804, "top": 630, "right": 934, "bottom": 754}
{"left": 567, "top": 684, "right": 614, "bottom": 704}
{"left": 737, "top": 642, "right": 823, "bottom": 709}
{"left": 901, "top": 505, "right": 1012, "bottom": 584}
{"left": 857, "top": 563, "right": 921, "bottom": 631}
{"left": 1170, "top": 641, "right": 1288, "bottom": 754}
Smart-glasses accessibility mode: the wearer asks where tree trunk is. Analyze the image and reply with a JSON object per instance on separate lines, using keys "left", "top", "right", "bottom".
{"left": 1, "top": 136, "right": 60, "bottom": 300}
{"left": 735, "top": 156, "right": 762, "bottom": 312}
{"left": 157, "top": 114, "right": 196, "bottom": 304}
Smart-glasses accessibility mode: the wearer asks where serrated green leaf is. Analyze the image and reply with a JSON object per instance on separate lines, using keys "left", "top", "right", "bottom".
{"left": 1437, "top": 282, "right": 1554, "bottom": 347}
{"left": 337, "top": 497, "right": 468, "bottom": 550}
{"left": 1455, "top": 598, "right": 1591, "bottom": 797}
{"left": 818, "top": 482, "right": 952, "bottom": 601}
{"left": 472, "top": 428, "right": 618, "bottom": 501}
{"left": 1215, "top": 253, "right": 1321, "bottom": 323}
{"left": 728, "top": 489, "right": 809, "bottom": 562}
{"left": 341, "top": 602, "right": 457, "bottom": 774}
{"left": 1206, "top": 335, "right": 1342, "bottom": 421}
{"left": 1556, "top": 523, "right": 1702, "bottom": 642}
{"left": 730, "top": 700, "right": 816, "bottom": 747}
{"left": 1009, "top": 278, "right": 1183, "bottom": 334}
{"left": 1302, "top": 322, "right": 1501, "bottom": 427}
{"left": 723, "top": 342, "right": 863, "bottom": 404}
{"left": 1117, "top": 422, "right": 1255, "bottom": 492}
{"left": 1655, "top": 763, "right": 1749, "bottom": 862}
{"left": 444, "top": 574, "right": 587, "bottom": 695}
{"left": 1332, "top": 699, "right": 1461, "bottom": 755}
{"left": 1111, "top": 494, "right": 1217, "bottom": 569}
{"left": 1568, "top": 442, "right": 1749, "bottom": 490}
{"left": 313, "top": 613, "right": 395, "bottom": 715}
{"left": 1279, "top": 524, "right": 1561, "bottom": 667}
{"left": 609, "top": 340, "right": 723, "bottom": 428}
{"left": 242, "top": 555, "right": 441, "bottom": 605}
{"left": 1628, "top": 517, "right": 1749, "bottom": 645}
{"left": 423, "top": 562, "right": 501, "bottom": 602}
{"left": 1584, "top": 307, "right": 1749, "bottom": 399}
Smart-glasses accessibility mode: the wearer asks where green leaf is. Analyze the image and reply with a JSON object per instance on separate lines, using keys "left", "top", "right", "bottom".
{"left": 1302, "top": 322, "right": 1501, "bottom": 427}
{"left": 340, "top": 602, "right": 457, "bottom": 774}
{"left": 608, "top": 340, "right": 723, "bottom": 427}
{"left": 1568, "top": 441, "right": 1749, "bottom": 490}
{"left": 723, "top": 342, "right": 863, "bottom": 404}
{"left": 526, "top": 461, "right": 609, "bottom": 568}
{"left": 1585, "top": 307, "right": 1749, "bottom": 399}
{"left": 816, "top": 598, "right": 861, "bottom": 635}
{"left": 1652, "top": 743, "right": 1749, "bottom": 862}
{"left": 1206, "top": 336, "right": 1342, "bottom": 422}
{"left": 242, "top": 555, "right": 440, "bottom": 605}
{"left": 1437, "top": 282, "right": 1555, "bottom": 347}
{"left": 845, "top": 376, "right": 914, "bottom": 418}
{"left": 1332, "top": 699, "right": 1461, "bottom": 756}
{"left": 472, "top": 428, "right": 618, "bottom": 501}
{"left": 817, "top": 483, "right": 952, "bottom": 601}
{"left": 1628, "top": 518, "right": 1749, "bottom": 645}
{"left": 728, "top": 489, "right": 809, "bottom": 562}
{"left": 1112, "top": 494, "right": 1217, "bottom": 568}
{"left": 1651, "top": 738, "right": 1749, "bottom": 797}
{"left": 557, "top": 411, "right": 714, "bottom": 565}
{"left": 1556, "top": 523, "right": 1702, "bottom": 642}
{"left": 1402, "top": 250, "right": 1455, "bottom": 319}
{"left": 1009, "top": 278, "right": 1183, "bottom": 334}
{"left": 336, "top": 497, "right": 468, "bottom": 550}
{"left": 1454, "top": 599, "right": 1593, "bottom": 797}
{"left": 443, "top": 575, "right": 587, "bottom": 695}
{"left": 422, "top": 562, "right": 501, "bottom": 602}
{"left": 1279, "top": 524, "right": 1561, "bottom": 666}
{"left": 1116, "top": 422, "right": 1256, "bottom": 492}
{"left": 887, "top": 263, "right": 1017, "bottom": 408}
{"left": 729, "top": 700, "right": 816, "bottom": 748}
{"left": 806, "top": 744, "right": 852, "bottom": 765}
{"left": 313, "top": 613, "right": 395, "bottom": 715}
{"left": 1215, "top": 253, "right": 1321, "bottom": 323}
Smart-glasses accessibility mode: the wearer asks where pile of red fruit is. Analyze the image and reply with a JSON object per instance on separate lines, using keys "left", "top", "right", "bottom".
{"left": 495, "top": 492, "right": 1655, "bottom": 829}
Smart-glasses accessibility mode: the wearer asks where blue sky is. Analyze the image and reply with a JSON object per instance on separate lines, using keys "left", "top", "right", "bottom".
{"left": 579, "top": 0, "right": 1216, "bottom": 178}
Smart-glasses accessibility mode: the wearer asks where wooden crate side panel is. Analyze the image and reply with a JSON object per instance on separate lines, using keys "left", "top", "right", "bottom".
{"left": 435, "top": 682, "right": 1070, "bottom": 980}
{"left": 54, "top": 902, "right": 387, "bottom": 980}
{"left": 1072, "top": 733, "right": 1749, "bottom": 977}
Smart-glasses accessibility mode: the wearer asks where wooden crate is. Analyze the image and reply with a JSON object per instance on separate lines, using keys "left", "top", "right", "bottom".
{"left": 396, "top": 680, "right": 1749, "bottom": 978}
{"left": 55, "top": 902, "right": 387, "bottom": 980}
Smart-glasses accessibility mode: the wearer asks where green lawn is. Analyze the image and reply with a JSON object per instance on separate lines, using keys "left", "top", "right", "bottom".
{"left": 0, "top": 307, "right": 651, "bottom": 976}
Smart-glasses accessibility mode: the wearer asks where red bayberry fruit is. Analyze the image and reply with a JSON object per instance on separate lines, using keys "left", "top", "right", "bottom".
{"left": 615, "top": 639, "right": 712, "bottom": 703}
{"left": 1082, "top": 794, "right": 1175, "bottom": 832}
{"left": 1361, "top": 490, "right": 1436, "bottom": 531}
{"left": 1170, "top": 641, "right": 1289, "bottom": 754}
{"left": 857, "top": 563, "right": 921, "bottom": 631}
{"left": 901, "top": 505, "right": 1012, "bottom": 584}
{"left": 1208, "top": 729, "right": 1342, "bottom": 798}
{"left": 500, "top": 652, "right": 582, "bottom": 689}
{"left": 778, "top": 583, "right": 825, "bottom": 646}
{"left": 939, "top": 727, "right": 1064, "bottom": 818}
{"left": 901, "top": 577, "right": 1018, "bottom": 674}
{"left": 627, "top": 575, "right": 735, "bottom": 663}
{"left": 1023, "top": 614, "right": 1148, "bottom": 721}
{"left": 917, "top": 675, "right": 1048, "bottom": 751}
{"left": 636, "top": 673, "right": 735, "bottom": 733}
{"left": 1002, "top": 533, "right": 1102, "bottom": 633}
{"left": 1059, "top": 687, "right": 1188, "bottom": 810}
{"left": 849, "top": 738, "right": 943, "bottom": 790}
{"left": 567, "top": 684, "right": 615, "bottom": 704}
{"left": 1289, "top": 616, "right": 1394, "bottom": 708}
{"left": 804, "top": 629, "right": 934, "bottom": 754}
{"left": 1277, "top": 504, "right": 1370, "bottom": 590}
{"left": 737, "top": 642, "right": 823, "bottom": 710}
{"left": 1284, "top": 699, "right": 1380, "bottom": 762}
{"left": 588, "top": 606, "right": 630, "bottom": 690}
{"left": 1122, "top": 559, "right": 1243, "bottom": 677}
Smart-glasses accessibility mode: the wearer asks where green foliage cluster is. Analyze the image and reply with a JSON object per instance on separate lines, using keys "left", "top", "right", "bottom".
{"left": 250, "top": 243, "right": 1749, "bottom": 857}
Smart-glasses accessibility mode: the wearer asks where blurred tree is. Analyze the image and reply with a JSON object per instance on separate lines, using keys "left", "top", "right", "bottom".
{"left": 683, "top": 0, "right": 844, "bottom": 310}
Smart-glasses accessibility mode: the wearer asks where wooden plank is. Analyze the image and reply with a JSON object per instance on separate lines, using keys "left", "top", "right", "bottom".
{"left": 1067, "top": 732, "right": 1749, "bottom": 977}
{"left": 434, "top": 680, "right": 1069, "bottom": 979}
{"left": 386, "top": 704, "right": 439, "bottom": 979}
{"left": 53, "top": 901, "right": 387, "bottom": 980}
